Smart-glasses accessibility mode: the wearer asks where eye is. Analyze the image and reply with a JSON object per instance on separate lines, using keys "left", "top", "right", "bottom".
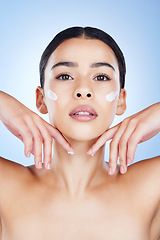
{"left": 94, "top": 74, "right": 111, "bottom": 81}
{"left": 56, "top": 74, "right": 73, "bottom": 80}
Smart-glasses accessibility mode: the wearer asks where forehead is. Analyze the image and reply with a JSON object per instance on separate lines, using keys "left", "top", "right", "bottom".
{"left": 46, "top": 38, "right": 119, "bottom": 70}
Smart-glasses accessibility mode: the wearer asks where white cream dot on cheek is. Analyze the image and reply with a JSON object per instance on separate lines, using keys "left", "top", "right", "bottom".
{"left": 47, "top": 90, "right": 58, "bottom": 101}
{"left": 105, "top": 91, "right": 118, "bottom": 102}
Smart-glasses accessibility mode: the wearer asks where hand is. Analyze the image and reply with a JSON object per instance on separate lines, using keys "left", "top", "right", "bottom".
{"left": 87, "top": 102, "right": 160, "bottom": 175}
{"left": 0, "top": 91, "right": 74, "bottom": 169}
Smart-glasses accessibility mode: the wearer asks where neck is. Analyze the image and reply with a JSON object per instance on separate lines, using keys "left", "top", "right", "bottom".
{"left": 51, "top": 138, "right": 109, "bottom": 197}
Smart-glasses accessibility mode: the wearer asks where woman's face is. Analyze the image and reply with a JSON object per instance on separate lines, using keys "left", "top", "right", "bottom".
{"left": 42, "top": 38, "right": 126, "bottom": 141}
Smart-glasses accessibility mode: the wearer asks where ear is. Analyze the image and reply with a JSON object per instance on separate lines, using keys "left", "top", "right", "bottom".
{"left": 36, "top": 86, "right": 48, "bottom": 114}
{"left": 116, "top": 89, "right": 127, "bottom": 115}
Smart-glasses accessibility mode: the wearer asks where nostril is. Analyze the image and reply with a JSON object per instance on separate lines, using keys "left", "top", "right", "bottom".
{"left": 87, "top": 93, "right": 91, "bottom": 98}
{"left": 77, "top": 93, "right": 81, "bottom": 98}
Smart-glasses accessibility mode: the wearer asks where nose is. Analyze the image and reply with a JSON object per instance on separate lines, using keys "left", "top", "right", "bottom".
{"left": 73, "top": 87, "right": 94, "bottom": 100}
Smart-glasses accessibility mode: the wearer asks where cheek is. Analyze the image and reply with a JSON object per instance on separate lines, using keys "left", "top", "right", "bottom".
{"left": 47, "top": 90, "right": 58, "bottom": 101}
{"left": 46, "top": 89, "right": 70, "bottom": 126}
{"left": 97, "top": 90, "right": 119, "bottom": 129}
{"left": 105, "top": 90, "right": 119, "bottom": 119}
{"left": 105, "top": 91, "right": 118, "bottom": 102}
{"left": 46, "top": 90, "right": 58, "bottom": 125}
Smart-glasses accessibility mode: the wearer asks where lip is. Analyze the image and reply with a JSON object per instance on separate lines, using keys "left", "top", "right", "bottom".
{"left": 69, "top": 105, "right": 98, "bottom": 122}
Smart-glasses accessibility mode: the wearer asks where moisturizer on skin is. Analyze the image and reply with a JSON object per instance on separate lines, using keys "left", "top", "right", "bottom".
{"left": 47, "top": 90, "right": 58, "bottom": 101}
{"left": 106, "top": 91, "right": 118, "bottom": 102}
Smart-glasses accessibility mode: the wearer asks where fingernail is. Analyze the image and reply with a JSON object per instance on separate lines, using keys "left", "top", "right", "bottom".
{"left": 87, "top": 150, "right": 92, "bottom": 155}
{"left": 120, "top": 166, "right": 124, "bottom": 173}
{"left": 37, "top": 162, "right": 42, "bottom": 169}
{"left": 91, "top": 153, "right": 95, "bottom": 157}
{"left": 108, "top": 167, "right": 113, "bottom": 175}
{"left": 45, "top": 163, "right": 51, "bottom": 170}
{"left": 127, "top": 158, "right": 132, "bottom": 164}
{"left": 39, "top": 162, "right": 42, "bottom": 167}
{"left": 27, "top": 152, "right": 31, "bottom": 158}
{"left": 120, "top": 165, "right": 127, "bottom": 174}
{"left": 68, "top": 151, "right": 74, "bottom": 155}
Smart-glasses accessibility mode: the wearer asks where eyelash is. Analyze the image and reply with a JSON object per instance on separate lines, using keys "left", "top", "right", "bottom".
{"left": 56, "top": 74, "right": 73, "bottom": 80}
{"left": 94, "top": 74, "right": 111, "bottom": 81}
{"left": 55, "top": 74, "right": 111, "bottom": 81}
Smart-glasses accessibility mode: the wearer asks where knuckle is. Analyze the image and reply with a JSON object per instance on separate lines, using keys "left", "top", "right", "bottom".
{"left": 109, "top": 161, "right": 116, "bottom": 168}
{"left": 23, "top": 114, "right": 31, "bottom": 122}
{"left": 22, "top": 129, "right": 31, "bottom": 137}
{"left": 35, "top": 153, "right": 42, "bottom": 160}
{"left": 32, "top": 113, "right": 40, "bottom": 121}
{"left": 23, "top": 135, "right": 33, "bottom": 145}
{"left": 25, "top": 141, "right": 33, "bottom": 150}
{"left": 110, "top": 139, "right": 117, "bottom": 148}
{"left": 122, "top": 117, "right": 130, "bottom": 125}
{"left": 28, "top": 137, "right": 33, "bottom": 144}
{"left": 138, "top": 121, "right": 147, "bottom": 129}
{"left": 119, "top": 157, "right": 126, "bottom": 165}
{"left": 45, "top": 152, "right": 52, "bottom": 159}
{"left": 129, "top": 118, "right": 138, "bottom": 126}
{"left": 128, "top": 137, "right": 135, "bottom": 145}
{"left": 35, "top": 134, "right": 42, "bottom": 143}
{"left": 119, "top": 138, "right": 126, "bottom": 148}
{"left": 33, "top": 115, "right": 44, "bottom": 126}
{"left": 45, "top": 136, "right": 53, "bottom": 144}
{"left": 26, "top": 132, "right": 33, "bottom": 141}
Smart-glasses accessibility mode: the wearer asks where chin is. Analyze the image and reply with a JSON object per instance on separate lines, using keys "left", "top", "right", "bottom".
{"left": 56, "top": 123, "right": 108, "bottom": 142}
{"left": 65, "top": 134, "right": 99, "bottom": 142}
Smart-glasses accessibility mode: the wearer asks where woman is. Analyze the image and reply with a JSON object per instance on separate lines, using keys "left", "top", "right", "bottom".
{"left": 0, "top": 27, "right": 160, "bottom": 239}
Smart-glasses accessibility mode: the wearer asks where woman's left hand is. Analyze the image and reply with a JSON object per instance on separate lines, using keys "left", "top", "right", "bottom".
{"left": 87, "top": 102, "right": 160, "bottom": 175}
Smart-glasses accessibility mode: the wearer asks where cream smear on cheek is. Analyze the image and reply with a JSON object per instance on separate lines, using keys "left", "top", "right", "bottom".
{"left": 105, "top": 91, "right": 118, "bottom": 102}
{"left": 47, "top": 90, "right": 58, "bottom": 101}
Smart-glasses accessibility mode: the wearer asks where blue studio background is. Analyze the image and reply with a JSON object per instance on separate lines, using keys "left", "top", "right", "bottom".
{"left": 0, "top": 0, "right": 160, "bottom": 166}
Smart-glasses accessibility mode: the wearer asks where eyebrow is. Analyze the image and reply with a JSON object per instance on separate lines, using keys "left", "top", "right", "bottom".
{"left": 51, "top": 61, "right": 115, "bottom": 71}
{"left": 51, "top": 61, "right": 78, "bottom": 69}
{"left": 90, "top": 62, "right": 115, "bottom": 71}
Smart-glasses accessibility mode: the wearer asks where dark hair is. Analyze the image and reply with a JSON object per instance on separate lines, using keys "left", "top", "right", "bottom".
{"left": 39, "top": 26, "right": 126, "bottom": 89}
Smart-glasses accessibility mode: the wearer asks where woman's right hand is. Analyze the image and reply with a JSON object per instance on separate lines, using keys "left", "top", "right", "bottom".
{"left": 0, "top": 91, "right": 74, "bottom": 169}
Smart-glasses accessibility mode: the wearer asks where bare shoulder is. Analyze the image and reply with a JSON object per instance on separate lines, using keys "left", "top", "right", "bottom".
{"left": 126, "top": 155, "right": 160, "bottom": 212}
{"left": 118, "top": 155, "right": 160, "bottom": 210}
{"left": 124, "top": 156, "right": 160, "bottom": 238}
{"left": 128, "top": 155, "right": 160, "bottom": 188}
{"left": 0, "top": 156, "right": 34, "bottom": 212}
{"left": 0, "top": 156, "right": 32, "bottom": 182}
{"left": 126, "top": 155, "right": 160, "bottom": 195}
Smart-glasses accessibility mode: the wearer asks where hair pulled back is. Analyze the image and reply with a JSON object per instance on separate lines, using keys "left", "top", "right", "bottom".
{"left": 40, "top": 26, "right": 126, "bottom": 89}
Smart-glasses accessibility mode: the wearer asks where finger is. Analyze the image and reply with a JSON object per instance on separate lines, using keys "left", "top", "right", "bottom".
{"left": 4, "top": 122, "right": 33, "bottom": 158}
{"left": 43, "top": 138, "right": 52, "bottom": 170}
{"left": 118, "top": 119, "right": 137, "bottom": 166}
{"left": 87, "top": 124, "right": 120, "bottom": 155}
{"left": 33, "top": 132, "right": 43, "bottom": 169}
{"left": 35, "top": 120, "right": 53, "bottom": 170}
{"left": 14, "top": 122, "right": 33, "bottom": 158}
{"left": 127, "top": 124, "right": 144, "bottom": 164}
{"left": 25, "top": 119, "right": 43, "bottom": 169}
{"left": 108, "top": 139, "right": 119, "bottom": 175}
{"left": 109, "top": 120, "right": 130, "bottom": 175}
{"left": 22, "top": 131, "right": 33, "bottom": 158}
{"left": 44, "top": 121, "right": 74, "bottom": 153}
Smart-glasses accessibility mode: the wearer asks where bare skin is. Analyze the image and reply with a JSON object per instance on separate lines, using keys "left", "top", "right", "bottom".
{"left": 0, "top": 37, "right": 160, "bottom": 239}
{"left": 0, "top": 156, "right": 160, "bottom": 240}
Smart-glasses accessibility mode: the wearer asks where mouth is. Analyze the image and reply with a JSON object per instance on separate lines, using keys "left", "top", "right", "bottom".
{"left": 69, "top": 105, "right": 98, "bottom": 122}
